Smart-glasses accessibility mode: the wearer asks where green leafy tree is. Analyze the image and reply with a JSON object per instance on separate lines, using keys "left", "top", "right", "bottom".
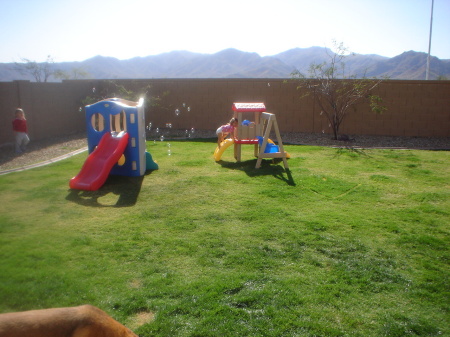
{"left": 291, "top": 42, "right": 386, "bottom": 140}
{"left": 54, "top": 67, "right": 91, "bottom": 80}
{"left": 80, "top": 81, "right": 170, "bottom": 115}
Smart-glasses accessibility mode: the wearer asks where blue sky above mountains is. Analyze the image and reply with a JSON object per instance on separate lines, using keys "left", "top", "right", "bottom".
{"left": 1, "top": 0, "right": 449, "bottom": 63}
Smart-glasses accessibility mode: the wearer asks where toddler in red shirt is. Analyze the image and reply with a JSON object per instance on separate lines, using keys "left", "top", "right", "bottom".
{"left": 12, "top": 108, "right": 30, "bottom": 154}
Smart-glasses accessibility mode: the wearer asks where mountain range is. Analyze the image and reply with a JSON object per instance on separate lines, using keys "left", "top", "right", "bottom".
{"left": 1, "top": 47, "right": 449, "bottom": 81}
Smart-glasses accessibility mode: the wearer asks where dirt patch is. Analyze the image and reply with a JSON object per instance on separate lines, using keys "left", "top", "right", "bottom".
{"left": 128, "top": 311, "right": 155, "bottom": 330}
{"left": 128, "top": 279, "right": 143, "bottom": 289}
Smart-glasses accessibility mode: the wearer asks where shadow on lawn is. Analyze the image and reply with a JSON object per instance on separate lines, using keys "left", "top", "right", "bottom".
{"left": 218, "top": 159, "right": 295, "bottom": 186}
{"left": 66, "top": 174, "right": 148, "bottom": 207}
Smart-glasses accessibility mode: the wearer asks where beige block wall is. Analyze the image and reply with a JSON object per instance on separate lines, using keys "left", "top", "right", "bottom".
{"left": 0, "top": 79, "right": 448, "bottom": 147}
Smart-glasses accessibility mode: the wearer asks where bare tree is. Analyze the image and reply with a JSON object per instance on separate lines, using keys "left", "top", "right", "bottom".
{"left": 15, "top": 55, "right": 56, "bottom": 82}
{"left": 291, "top": 42, "right": 386, "bottom": 140}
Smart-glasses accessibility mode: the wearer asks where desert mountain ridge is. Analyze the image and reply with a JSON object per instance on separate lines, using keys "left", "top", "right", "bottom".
{"left": 1, "top": 47, "right": 449, "bottom": 81}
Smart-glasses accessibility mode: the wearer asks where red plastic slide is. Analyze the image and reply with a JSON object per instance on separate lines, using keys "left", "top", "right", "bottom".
{"left": 69, "top": 132, "right": 129, "bottom": 191}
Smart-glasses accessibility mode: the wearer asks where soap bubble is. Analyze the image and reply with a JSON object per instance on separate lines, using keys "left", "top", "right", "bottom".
{"left": 160, "top": 135, "right": 165, "bottom": 141}
{"left": 187, "top": 107, "right": 191, "bottom": 112}
{"left": 156, "top": 127, "right": 159, "bottom": 134}
{"left": 92, "top": 87, "right": 96, "bottom": 93}
{"left": 183, "top": 103, "right": 186, "bottom": 107}
{"left": 79, "top": 107, "right": 82, "bottom": 112}
{"left": 165, "top": 123, "right": 172, "bottom": 128}
{"left": 168, "top": 149, "right": 171, "bottom": 156}
{"left": 190, "top": 128, "right": 195, "bottom": 134}
{"left": 267, "top": 83, "right": 271, "bottom": 87}
{"left": 146, "top": 122, "right": 152, "bottom": 130}
{"left": 175, "top": 109, "right": 180, "bottom": 116}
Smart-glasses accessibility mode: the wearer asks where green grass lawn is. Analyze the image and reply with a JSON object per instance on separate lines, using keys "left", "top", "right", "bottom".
{"left": 0, "top": 140, "right": 448, "bottom": 336}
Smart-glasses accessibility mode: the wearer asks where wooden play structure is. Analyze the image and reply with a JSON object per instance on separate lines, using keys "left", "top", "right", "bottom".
{"left": 214, "top": 103, "right": 289, "bottom": 169}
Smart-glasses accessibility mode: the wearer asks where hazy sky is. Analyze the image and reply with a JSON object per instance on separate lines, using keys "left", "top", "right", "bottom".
{"left": 1, "top": 0, "right": 449, "bottom": 63}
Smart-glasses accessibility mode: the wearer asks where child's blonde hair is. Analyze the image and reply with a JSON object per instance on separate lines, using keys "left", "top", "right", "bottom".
{"left": 15, "top": 108, "right": 25, "bottom": 119}
{"left": 229, "top": 117, "right": 238, "bottom": 124}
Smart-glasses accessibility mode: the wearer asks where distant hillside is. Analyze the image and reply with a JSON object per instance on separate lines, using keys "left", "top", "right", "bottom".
{"left": 365, "top": 51, "right": 450, "bottom": 79}
{"left": 1, "top": 47, "right": 449, "bottom": 81}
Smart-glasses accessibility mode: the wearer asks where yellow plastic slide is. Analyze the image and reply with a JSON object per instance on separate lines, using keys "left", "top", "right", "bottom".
{"left": 214, "top": 138, "right": 234, "bottom": 161}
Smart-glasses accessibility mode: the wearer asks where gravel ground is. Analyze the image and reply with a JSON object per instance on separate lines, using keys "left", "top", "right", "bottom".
{"left": 0, "top": 130, "right": 448, "bottom": 172}
{"left": 0, "top": 133, "right": 88, "bottom": 172}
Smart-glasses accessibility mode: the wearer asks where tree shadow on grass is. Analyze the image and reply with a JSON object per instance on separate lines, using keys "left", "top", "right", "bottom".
{"left": 333, "top": 146, "right": 371, "bottom": 158}
{"left": 218, "top": 159, "right": 295, "bottom": 186}
{"left": 66, "top": 173, "right": 152, "bottom": 207}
